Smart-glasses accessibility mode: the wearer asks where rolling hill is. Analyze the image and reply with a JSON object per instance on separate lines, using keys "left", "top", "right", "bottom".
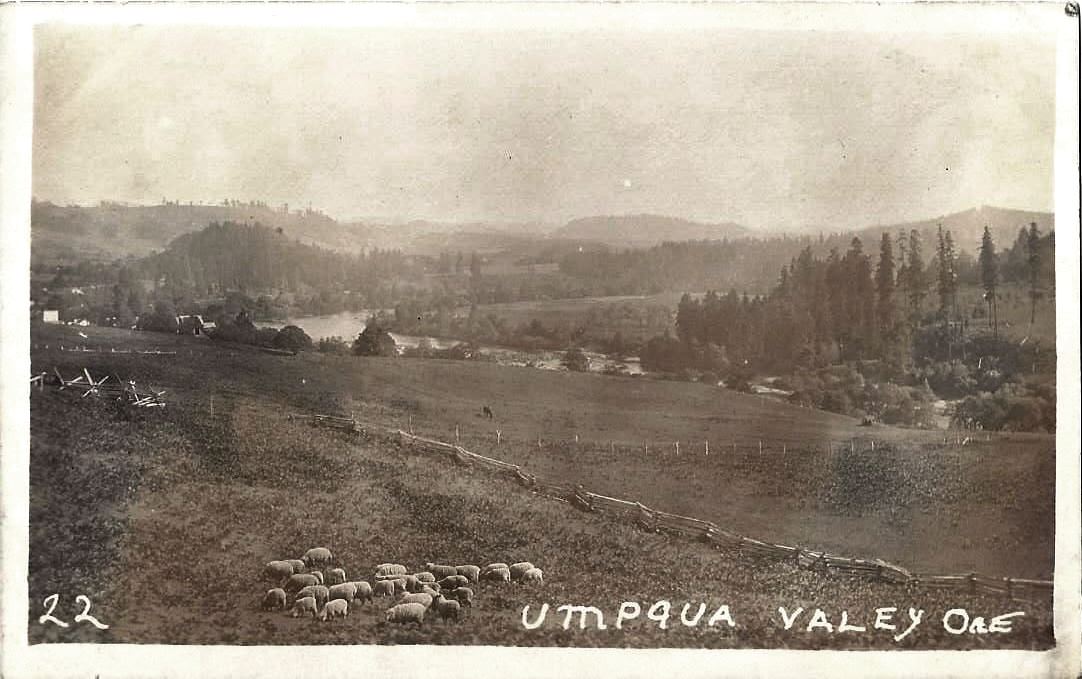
{"left": 552, "top": 214, "right": 752, "bottom": 248}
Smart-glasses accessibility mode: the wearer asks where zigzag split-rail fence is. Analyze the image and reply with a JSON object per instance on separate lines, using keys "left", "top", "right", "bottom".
{"left": 291, "top": 410, "right": 1053, "bottom": 603}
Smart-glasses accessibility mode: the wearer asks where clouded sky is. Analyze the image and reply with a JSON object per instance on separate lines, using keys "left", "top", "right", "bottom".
{"left": 33, "top": 24, "right": 1056, "bottom": 231}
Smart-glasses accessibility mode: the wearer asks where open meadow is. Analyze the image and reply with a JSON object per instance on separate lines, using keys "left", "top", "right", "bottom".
{"left": 27, "top": 324, "right": 1055, "bottom": 648}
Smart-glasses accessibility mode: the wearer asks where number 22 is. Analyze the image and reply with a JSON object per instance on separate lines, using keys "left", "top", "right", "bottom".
{"left": 39, "top": 594, "right": 109, "bottom": 629}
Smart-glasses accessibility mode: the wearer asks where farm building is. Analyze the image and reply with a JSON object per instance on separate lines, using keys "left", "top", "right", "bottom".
{"left": 176, "top": 314, "right": 206, "bottom": 335}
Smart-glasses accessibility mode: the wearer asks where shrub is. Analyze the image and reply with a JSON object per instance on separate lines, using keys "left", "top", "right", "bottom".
{"left": 353, "top": 323, "right": 397, "bottom": 357}
{"left": 317, "top": 336, "right": 349, "bottom": 355}
{"left": 562, "top": 347, "right": 590, "bottom": 372}
{"left": 273, "top": 325, "right": 313, "bottom": 352}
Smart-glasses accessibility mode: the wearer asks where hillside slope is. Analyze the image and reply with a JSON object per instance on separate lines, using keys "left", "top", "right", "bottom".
{"left": 29, "top": 325, "right": 1054, "bottom": 647}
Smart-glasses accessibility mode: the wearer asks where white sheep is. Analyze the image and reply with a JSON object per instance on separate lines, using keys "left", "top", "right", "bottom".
{"left": 375, "top": 563, "right": 407, "bottom": 577}
{"left": 261, "top": 588, "right": 287, "bottom": 611}
{"left": 481, "top": 562, "right": 509, "bottom": 574}
{"left": 303, "top": 547, "right": 333, "bottom": 568}
{"left": 327, "top": 582, "right": 357, "bottom": 604}
{"left": 385, "top": 602, "right": 426, "bottom": 625}
{"left": 317, "top": 598, "right": 349, "bottom": 622}
{"left": 309, "top": 570, "right": 325, "bottom": 586}
{"left": 349, "top": 581, "right": 374, "bottom": 606}
{"left": 285, "top": 559, "right": 306, "bottom": 573}
{"left": 448, "top": 586, "right": 473, "bottom": 608}
{"left": 326, "top": 568, "right": 347, "bottom": 586}
{"left": 509, "top": 562, "right": 535, "bottom": 581}
{"left": 433, "top": 595, "right": 462, "bottom": 622}
{"left": 413, "top": 571, "right": 436, "bottom": 583}
{"left": 264, "top": 560, "right": 294, "bottom": 580}
{"left": 283, "top": 573, "right": 319, "bottom": 593}
{"left": 481, "top": 567, "right": 510, "bottom": 583}
{"left": 520, "top": 567, "right": 544, "bottom": 585}
{"left": 455, "top": 565, "right": 481, "bottom": 583}
{"left": 438, "top": 575, "right": 469, "bottom": 590}
{"left": 419, "top": 584, "right": 441, "bottom": 598}
{"left": 425, "top": 563, "right": 458, "bottom": 580}
{"left": 397, "top": 592, "right": 433, "bottom": 609}
{"left": 372, "top": 580, "right": 396, "bottom": 598}
{"left": 296, "top": 585, "right": 330, "bottom": 608}
{"left": 290, "top": 596, "right": 318, "bottom": 618}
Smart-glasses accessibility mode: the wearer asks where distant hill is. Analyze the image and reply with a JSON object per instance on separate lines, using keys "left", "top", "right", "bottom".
{"left": 552, "top": 214, "right": 751, "bottom": 248}
{"left": 855, "top": 206, "right": 1054, "bottom": 253}
{"left": 30, "top": 200, "right": 370, "bottom": 264}
{"left": 29, "top": 200, "right": 553, "bottom": 264}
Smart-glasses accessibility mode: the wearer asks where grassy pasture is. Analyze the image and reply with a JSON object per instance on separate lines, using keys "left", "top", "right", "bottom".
{"left": 27, "top": 324, "right": 1054, "bottom": 647}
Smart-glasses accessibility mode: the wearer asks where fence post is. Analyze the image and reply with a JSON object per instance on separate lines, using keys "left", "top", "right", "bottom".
{"left": 674, "top": 441, "right": 679, "bottom": 456}
{"left": 705, "top": 440, "right": 709, "bottom": 456}
{"left": 455, "top": 426, "right": 460, "bottom": 444}
{"left": 496, "top": 430, "right": 502, "bottom": 446}
{"left": 408, "top": 414, "right": 413, "bottom": 435}
{"left": 610, "top": 441, "right": 615, "bottom": 454}
{"left": 537, "top": 436, "right": 542, "bottom": 450}
{"left": 644, "top": 443, "right": 649, "bottom": 456}
{"left": 782, "top": 444, "right": 786, "bottom": 456}
{"left": 759, "top": 440, "right": 763, "bottom": 456}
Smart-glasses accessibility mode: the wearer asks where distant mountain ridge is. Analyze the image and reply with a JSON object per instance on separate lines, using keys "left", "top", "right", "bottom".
{"left": 552, "top": 214, "right": 751, "bottom": 247}
{"left": 855, "top": 205, "right": 1055, "bottom": 253}
{"left": 31, "top": 199, "right": 1053, "bottom": 266}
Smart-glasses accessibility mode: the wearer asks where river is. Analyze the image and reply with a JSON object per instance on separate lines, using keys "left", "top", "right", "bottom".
{"left": 257, "top": 311, "right": 644, "bottom": 376}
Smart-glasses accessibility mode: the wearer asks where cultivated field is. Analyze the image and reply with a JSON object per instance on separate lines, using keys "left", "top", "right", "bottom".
{"left": 27, "top": 324, "right": 1055, "bottom": 647}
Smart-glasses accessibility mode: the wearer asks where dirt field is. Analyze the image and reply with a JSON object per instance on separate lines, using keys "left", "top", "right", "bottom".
{"left": 27, "top": 324, "right": 1055, "bottom": 647}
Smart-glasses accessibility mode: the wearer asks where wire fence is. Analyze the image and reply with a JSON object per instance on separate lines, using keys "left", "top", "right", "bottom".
{"left": 286, "top": 411, "right": 1052, "bottom": 604}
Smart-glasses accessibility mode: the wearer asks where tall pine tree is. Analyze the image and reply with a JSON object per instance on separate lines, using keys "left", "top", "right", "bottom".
{"left": 979, "top": 226, "right": 999, "bottom": 338}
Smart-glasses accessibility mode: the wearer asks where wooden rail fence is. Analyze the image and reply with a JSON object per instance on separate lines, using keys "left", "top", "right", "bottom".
{"left": 338, "top": 417, "right": 1051, "bottom": 603}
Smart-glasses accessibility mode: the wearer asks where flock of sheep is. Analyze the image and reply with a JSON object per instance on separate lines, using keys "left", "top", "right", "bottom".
{"left": 260, "top": 546, "right": 544, "bottom": 625}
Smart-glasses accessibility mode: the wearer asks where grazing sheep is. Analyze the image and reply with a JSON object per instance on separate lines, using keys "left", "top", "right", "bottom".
{"left": 285, "top": 559, "right": 306, "bottom": 573}
{"left": 296, "top": 585, "right": 330, "bottom": 608}
{"left": 419, "top": 584, "right": 441, "bottom": 598}
{"left": 261, "top": 588, "right": 288, "bottom": 611}
{"left": 438, "top": 575, "right": 469, "bottom": 590}
{"left": 303, "top": 547, "right": 333, "bottom": 568}
{"left": 309, "top": 570, "right": 325, "bottom": 586}
{"left": 397, "top": 592, "right": 434, "bottom": 609}
{"left": 264, "top": 560, "right": 294, "bottom": 580}
{"left": 290, "top": 596, "right": 318, "bottom": 618}
{"left": 433, "top": 596, "right": 462, "bottom": 622}
{"left": 349, "top": 581, "right": 374, "bottom": 606}
{"left": 385, "top": 602, "right": 426, "bottom": 625}
{"left": 413, "top": 571, "right": 436, "bottom": 583}
{"left": 283, "top": 573, "right": 320, "bottom": 593}
{"left": 509, "top": 562, "right": 535, "bottom": 581}
{"left": 425, "top": 563, "right": 458, "bottom": 580}
{"left": 375, "top": 563, "right": 407, "bottom": 577}
{"left": 372, "top": 580, "right": 396, "bottom": 598}
{"left": 481, "top": 562, "right": 509, "bottom": 574}
{"left": 481, "top": 567, "right": 510, "bottom": 583}
{"left": 449, "top": 586, "right": 473, "bottom": 608}
{"left": 455, "top": 565, "right": 481, "bottom": 583}
{"left": 317, "top": 598, "right": 349, "bottom": 622}
{"left": 327, "top": 582, "right": 357, "bottom": 603}
{"left": 520, "top": 567, "right": 544, "bottom": 585}
{"left": 326, "top": 568, "right": 347, "bottom": 586}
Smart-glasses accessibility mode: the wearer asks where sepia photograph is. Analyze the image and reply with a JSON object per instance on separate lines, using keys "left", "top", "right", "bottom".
{"left": 1, "top": 2, "right": 1079, "bottom": 677}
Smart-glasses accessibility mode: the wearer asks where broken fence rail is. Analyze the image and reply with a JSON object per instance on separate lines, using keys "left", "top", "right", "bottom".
{"left": 49, "top": 367, "right": 166, "bottom": 407}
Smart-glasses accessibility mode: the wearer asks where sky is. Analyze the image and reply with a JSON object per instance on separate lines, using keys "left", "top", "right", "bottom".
{"left": 32, "top": 24, "right": 1056, "bottom": 232}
